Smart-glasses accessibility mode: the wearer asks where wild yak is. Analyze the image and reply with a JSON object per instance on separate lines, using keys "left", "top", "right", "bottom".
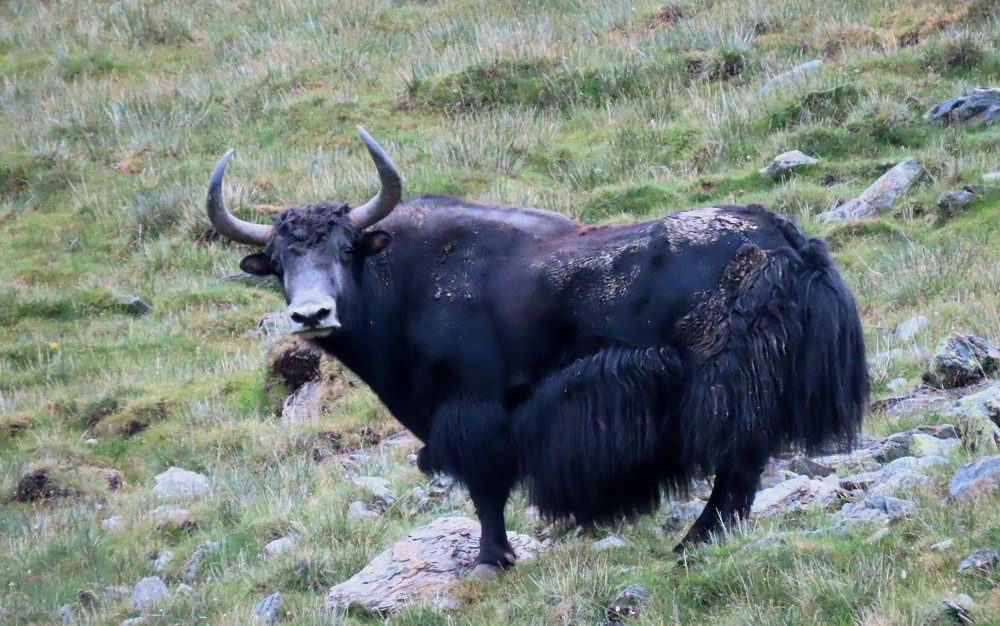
{"left": 206, "top": 127, "right": 868, "bottom": 578}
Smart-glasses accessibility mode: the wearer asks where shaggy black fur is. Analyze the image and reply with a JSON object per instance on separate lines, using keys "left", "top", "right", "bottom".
{"left": 236, "top": 194, "right": 869, "bottom": 567}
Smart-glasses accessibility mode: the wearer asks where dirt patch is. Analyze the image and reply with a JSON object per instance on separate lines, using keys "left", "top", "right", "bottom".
{"left": 10, "top": 469, "right": 74, "bottom": 503}
{"left": 270, "top": 340, "right": 323, "bottom": 390}
{"left": 119, "top": 418, "right": 149, "bottom": 437}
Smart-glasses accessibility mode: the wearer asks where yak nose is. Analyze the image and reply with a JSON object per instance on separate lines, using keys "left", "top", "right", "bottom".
{"left": 288, "top": 300, "right": 340, "bottom": 335}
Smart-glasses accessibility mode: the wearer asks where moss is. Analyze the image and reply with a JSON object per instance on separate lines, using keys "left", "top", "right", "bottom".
{"left": 766, "top": 85, "right": 860, "bottom": 131}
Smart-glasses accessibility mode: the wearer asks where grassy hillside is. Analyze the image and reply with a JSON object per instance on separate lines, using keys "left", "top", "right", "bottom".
{"left": 1, "top": 0, "right": 999, "bottom": 623}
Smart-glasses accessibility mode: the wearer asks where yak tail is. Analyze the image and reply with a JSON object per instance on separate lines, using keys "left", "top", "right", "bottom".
{"left": 783, "top": 235, "right": 869, "bottom": 452}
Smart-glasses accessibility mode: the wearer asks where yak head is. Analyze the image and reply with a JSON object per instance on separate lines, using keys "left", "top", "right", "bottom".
{"left": 206, "top": 127, "right": 401, "bottom": 338}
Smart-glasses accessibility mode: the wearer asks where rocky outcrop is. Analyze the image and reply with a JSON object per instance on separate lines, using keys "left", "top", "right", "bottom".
{"left": 816, "top": 159, "right": 921, "bottom": 222}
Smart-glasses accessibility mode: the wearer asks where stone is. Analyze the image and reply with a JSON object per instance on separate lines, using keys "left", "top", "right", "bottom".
{"left": 663, "top": 499, "right": 705, "bottom": 531}
{"left": 251, "top": 592, "right": 282, "bottom": 624}
{"left": 788, "top": 454, "right": 834, "bottom": 478}
{"left": 948, "top": 456, "right": 1000, "bottom": 499}
{"left": 926, "top": 87, "right": 1000, "bottom": 126}
{"left": 353, "top": 476, "right": 396, "bottom": 508}
{"left": 938, "top": 189, "right": 976, "bottom": 213}
{"left": 754, "top": 59, "right": 823, "bottom": 97}
{"left": 348, "top": 500, "right": 379, "bottom": 520}
{"left": 839, "top": 472, "right": 882, "bottom": 491}
{"left": 605, "top": 585, "right": 651, "bottom": 622}
{"left": 838, "top": 495, "right": 915, "bottom": 526}
{"left": 887, "top": 377, "right": 908, "bottom": 392}
{"left": 152, "top": 550, "right": 173, "bottom": 571}
{"left": 866, "top": 469, "right": 931, "bottom": 497}
{"left": 325, "top": 516, "right": 542, "bottom": 614}
{"left": 866, "top": 528, "right": 891, "bottom": 543}
{"left": 102, "top": 516, "right": 125, "bottom": 532}
{"left": 944, "top": 595, "right": 974, "bottom": 626}
{"left": 759, "top": 150, "right": 818, "bottom": 178}
{"left": 254, "top": 312, "right": 290, "bottom": 338}
{"left": 57, "top": 604, "right": 74, "bottom": 624}
{"left": 151, "top": 504, "right": 189, "bottom": 525}
{"left": 261, "top": 537, "right": 294, "bottom": 558}
{"left": 875, "top": 385, "right": 954, "bottom": 420}
{"left": 909, "top": 433, "right": 958, "bottom": 458}
{"left": 121, "top": 618, "right": 146, "bottom": 626}
{"left": 175, "top": 584, "right": 194, "bottom": 595}
{"left": 950, "top": 382, "right": 1000, "bottom": 452}
{"left": 884, "top": 455, "right": 948, "bottom": 473}
{"left": 281, "top": 381, "right": 326, "bottom": 424}
{"left": 984, "top": 170, "right": 1000, "bottom": 183}
{"left": 895, "top": 315, "right": 929, "bottom": 342}
{"left": 751, "top": 475, "right": 846, "bottom": 517}
{"left": 958, "top": 548, "right": 999, "bottom": 574}
{"left": 117, "top": 295, "right": 153, "bottom": 315}
{"left": 131, "top": 576, "right": 168, "bottom": 612}
{"left": 151, "top": 467, "right": 210, "bottom": 499}
{"left": 182, "top": 540, "right": 219, "bottom": 583}
{"left": 931, "top": 539, "right": 955, "bottom": 552}
{"left": 816, "top": 158, "right": 921, "bottom": 222}
{"left": 924, "top": 333, "right": 1000, "bottom": 388}
{"left": 592, "top": 535, "right": 629, "bottom": 550}
{"left": 742, "top": 532, "right": 789, "bottom": 551}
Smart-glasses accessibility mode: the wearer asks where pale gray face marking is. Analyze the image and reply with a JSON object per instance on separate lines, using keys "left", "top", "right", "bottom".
{"left": 283, "top": 251, "right": 344, "bottom": 338}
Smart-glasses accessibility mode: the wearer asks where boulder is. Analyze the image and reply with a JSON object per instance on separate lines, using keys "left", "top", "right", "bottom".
{"left": 663, "top": 499, "right": 705, "bottom": 531}
{"left": 353, "top": 476, "right": 396, "bottom": 509}
{"left": 837, "top": 495, "right": 915, "bottom": 526}
{"left": 754, "top": 59, "right": 823, "bottom": 97}
{"left": 117, "top": 295, "right": 153, "bottom": 316}
{"left": 131, "top": 577, "right": 168, "bottom": 612}
{"left": 152, "top": 550, "right": 173, "bottom": 571}
{"left": 605, "top": 585, "right": 651, "bottom": 623}
{"left": 751, "top": 475, "right": 846, "bottom": 517}
{"left": 909, "top": 433, "right": 958, "bottom": 458}
{"left": 937, "top": 189, "right": 976, "bottom": 215}
{"left": 924, "top": 333, "right": 1000, "bottom": 388}
{"left": 261, "top": 537, "right": 294, "bottom": 558}
{"left": 759, "top": 150, "right": 818, "bottom": 179}
{"left": 281, "top": 381, "right": 326, "bottom": 424}
{"left": 958, "top": 548, "right": 999, "bottom": 574}
{"left": 325, "top": 516, "right": 542, "bottom": 614}
{"left": 592, "top": 535, "right": 629, "bottom": 550}
{"left": 251, "top": 592, "right": 282, "bottom": 624}
{"left": 895, "top": 315, "right": 929, "bottom": 342}
{"left": 151, "top": 467, "right": 210, "bottom": 499}
{"left": 950, "top": 381, "right": 1000, "bottom": 453}
{"left": 816, "top": 158, "right": 921, "bottom": 222}
{"left": 925, "top": 87, "right": 1000, "bottom": 126}
{"left": 102, "top": 516, "right": 125, "bottom": 532}
{"left": 866, "top": 469, "right": 931, "bottom": 497}
{"left": 181, "top": 540, "right": 219, "bottom": 583}
{"left": 948, "top": 456, "right": 1000, "bottom": 499}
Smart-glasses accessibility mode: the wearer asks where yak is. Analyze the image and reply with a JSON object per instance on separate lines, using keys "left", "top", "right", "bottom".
{"left": 206, "top": 127, "right": 868, "bottom": 578}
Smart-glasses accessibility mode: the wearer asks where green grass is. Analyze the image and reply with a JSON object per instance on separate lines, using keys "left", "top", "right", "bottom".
{"left": 2, "top": 0, "right": 999, "bottom": 623}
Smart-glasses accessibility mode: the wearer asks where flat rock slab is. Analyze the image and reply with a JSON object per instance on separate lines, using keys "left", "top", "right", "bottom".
{"left": 926, "top": 87, "right": 1000, "bottom": 126}
{"left": 949, "top": 456, "right": 1000, "bottom": 499}
{"left": 325, "top": 516, "right": 543, "bottom": 614}
{"left": 151, "top": 467, "right": 210, "bottom": 499}
{"left": 817, "top": 158, "right": 921, "bottom": 222}
{"left": 759, "top": 150, "right": 818, "bottom": 178}
{"left": 752, "top": 475, "right": 845, "bottom": 517}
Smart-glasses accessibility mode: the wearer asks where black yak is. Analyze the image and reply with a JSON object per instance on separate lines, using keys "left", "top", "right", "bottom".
{"left": 206, "top": 127, "right": 868, "bottom": 578}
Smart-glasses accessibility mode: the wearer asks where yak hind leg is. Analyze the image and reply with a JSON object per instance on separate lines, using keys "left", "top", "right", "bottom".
{"left": 469, "top": 487, "right": 515, "bottom": 579}
{"left": 673, "top": 450, "right": 768, "bottom": 553}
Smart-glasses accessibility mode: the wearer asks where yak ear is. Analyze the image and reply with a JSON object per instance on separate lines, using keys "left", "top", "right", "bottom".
{"left": 239, "top": 252, "right": 272, "bottom": 275}
{"left": 357, "top": 230, "right": 392, "bottom": 256}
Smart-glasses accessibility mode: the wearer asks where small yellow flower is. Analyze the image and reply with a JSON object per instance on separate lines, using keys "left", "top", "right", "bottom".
{"left": 49, "top": 342, "right": 59, "bottom": 349}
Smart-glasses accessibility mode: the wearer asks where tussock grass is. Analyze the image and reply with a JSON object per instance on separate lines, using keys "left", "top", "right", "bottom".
{"left": 1, "top": 0, "right": 999, "bottom": 623}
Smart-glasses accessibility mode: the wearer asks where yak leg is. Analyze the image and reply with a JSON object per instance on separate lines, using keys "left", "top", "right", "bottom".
{"left": 674, "top": 451, "right": 768, "bottom": 553}
{"left": 469, "top": 486, "right": 515, "bottom": 579}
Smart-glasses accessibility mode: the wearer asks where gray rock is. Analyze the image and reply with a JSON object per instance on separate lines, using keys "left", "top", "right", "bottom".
{"left": 839, "top": 471, "right": 882, "bottom": 491}
{"left": 925, "top": 333, "right": 1000, "bottom": 388}
{"left": 280, "top": 380, "right": 325, "bottom": 424}
{"left": 909, "top": 433, "right": 958, "bottom": 458}
{"left": 949, "top": 456, "right": 1000, "bottom": 499}
{"left": 151, "top": 503, "right": 189, "bottom": 525}
{"left": 887, "top": 377, "right": 908, "bottom": 392}
{"left": 950, "top": 382, "right": 1000, "bottom": 452}
{"left": 592, "top": 534, "right": 629, "bottom": 550}
{"left": 884, "top": 455, "right": 948, "bottom": 472}
{"left": 866, "top": 469, "right": 931, "bottom": 497}
{"left": 664, "top": 499, "right": 705, "bottom": 531}
{"left": 838, "top": 495, "right": 916, "bottom": 525}
{"left": 348, "top": 500, "right": 379, "bottom": 520}
{"left": 605, "top": 585, "right": 651, "bottom": 622}
{"left": 261, "top": 537, "right": 294, "bottom": 558}
{"left": 816, "top": 158, "right": 921, "bottom": 222}
{"left": 181, "top": 540, "right": 219, "bottom": 583}
{"left": 754, "top": 59, "right": 823, "bottom": 97}
{"left": 788, "top": 454, "right": 834, "bottom": 478}
{"left": 152, "top": 550, "right": 173, "bottom": 571}
{"left": 253, "top": 312, "right": 290, "bottom": 338}
{"left": 117, "top": 295, "right": 152, "bottom": 316}
{"left": 325, "top": 516, "right": 542, "bottom": 614}
{"left": 131, "top": 576, "right": 168, "bottom": 612}
{"left": 121, "top": 618, "right": 146, "bottom": 626}
{"left": 57, "top": 604, "right": 74, "bottom": 624}
{"left": 896, "top": 315, "right": 929, "bottom": 342}
{"left": 984, "top": 170, "right": 1000, "bottom": 183}
{"left": 353, "top": 476, "right": 396, "bottom": 509}
{"left": 759, "top": 150, "right": 818, "bottom": 178}
{"left": 958, "top": 548, "right": 999, "bottom": 574}
{"left": 742, "top": 532, "right": 789, "bottom": 551}
{"left": 944, "top": 595, "right": 974, "bottom": 626}
{"left": 102, "top": 516, "right": 125, "bottom": 532}
{"left": 251, "top": 592, "right": 283, "bottom": 624}
{"left": 938, "top": 189, "right": 976, "bottom": 212}
{"left": 926, "top": 87, "right": 1000, "bottom": 126}
{"left": 175, "top": 584, "right": 194, "bottom": 595}
{"left": 751, "top": 475, "right": 846, "bottom": 517}
{"left": 931, "top": 539, "right": 955, "bottom": 552}
{"left": 151, "top": 467, "right": 210, "bottom": 499}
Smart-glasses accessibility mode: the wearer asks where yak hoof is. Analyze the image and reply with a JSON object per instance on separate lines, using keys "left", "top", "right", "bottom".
{"left": 470, "top": 563, "right": 506, "bottom": 580}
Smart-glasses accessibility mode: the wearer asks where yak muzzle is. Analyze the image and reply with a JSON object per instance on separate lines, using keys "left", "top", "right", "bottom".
{"left": 287, "top": 299, "right": 341, "bottom": 338}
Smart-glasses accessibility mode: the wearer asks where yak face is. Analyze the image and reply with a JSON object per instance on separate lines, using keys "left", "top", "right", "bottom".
{"left": 239, "top": 203, "right": 391, "bottom": 338}
{"left": 206, "top": 126, "right": 402, "bottom": 338}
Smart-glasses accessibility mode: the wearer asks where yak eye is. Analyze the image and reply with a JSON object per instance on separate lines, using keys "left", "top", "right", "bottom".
{"left": 340, "top": 246, "right": 355, "bottom": 260}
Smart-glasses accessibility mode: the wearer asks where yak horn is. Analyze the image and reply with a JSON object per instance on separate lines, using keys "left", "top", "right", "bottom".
{"left": 348, "top": 126, "right": 402, "bottom": 230}
{"left": 206, "top": 150, "right": 272, "bottom": 246}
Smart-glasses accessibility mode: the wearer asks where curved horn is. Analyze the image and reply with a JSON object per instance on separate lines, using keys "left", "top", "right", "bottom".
{"left": 206, "top": 150, "right": 272, "bottom": 246}
{"left": 348, "top": 126, "right": 402, "bottom": 230}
